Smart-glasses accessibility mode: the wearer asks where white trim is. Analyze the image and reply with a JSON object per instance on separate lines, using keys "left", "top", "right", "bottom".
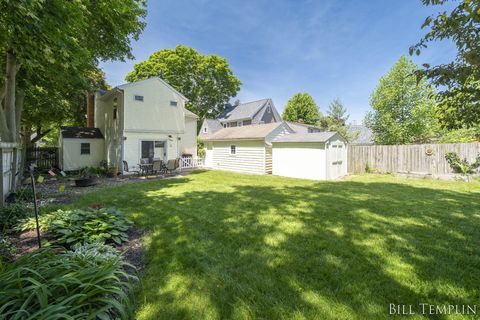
{"left": 124, "top": 129, "right": 185, "bottom": 134}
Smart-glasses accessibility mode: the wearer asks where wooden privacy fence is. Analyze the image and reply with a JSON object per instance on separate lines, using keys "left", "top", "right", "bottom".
{"left": 348, "top": 142, "right": 480, "bottom": 175}
{"left": 1, "top": 142, "right": 21, "bottom": 205}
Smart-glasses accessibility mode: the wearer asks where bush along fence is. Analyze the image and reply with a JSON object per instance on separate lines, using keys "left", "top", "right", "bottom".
{"left": 347, "top": 142, "right": 480, "bottom": 178}
{"left": 1, "top": 142, "right": 21, "bottom": 206}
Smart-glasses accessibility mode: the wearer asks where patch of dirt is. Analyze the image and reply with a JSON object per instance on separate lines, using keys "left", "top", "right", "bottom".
{"left": 115, "top": 227, "right": 146, "bottom": 271}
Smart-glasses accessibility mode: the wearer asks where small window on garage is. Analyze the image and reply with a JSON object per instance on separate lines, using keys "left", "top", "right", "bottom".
{"left": 230, "top": 145, "right": 236, "bottom": 155}
{"left": 170, "top": 101, "right": 178, "bottom": 107}
{"left": 134, "top": 95, "right": 144, "bottom": 102}
{"left": 80, "top": 143, "right": 90, "bottom": 155}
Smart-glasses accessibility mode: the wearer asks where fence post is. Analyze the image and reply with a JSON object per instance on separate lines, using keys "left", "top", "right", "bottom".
{"left": 11, "top": 146, "right": 18, "bottom": 191}
{"left": 0, "top": 147, "right": 4, "bottom": 206}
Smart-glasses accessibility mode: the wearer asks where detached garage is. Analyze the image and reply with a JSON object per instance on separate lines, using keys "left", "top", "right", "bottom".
{"left": 272, "top": 132, "right": 347, "bottom": 180}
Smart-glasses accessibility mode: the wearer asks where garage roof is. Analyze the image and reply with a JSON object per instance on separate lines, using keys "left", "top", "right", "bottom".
{"left": 204, "top": 122, "right": 283, "bottom": 141}
{"left": 60, "top": 127, "right": 104, "bottom": 139}
{"left": 273, "top": 132, "right": 337, "bottom": 143}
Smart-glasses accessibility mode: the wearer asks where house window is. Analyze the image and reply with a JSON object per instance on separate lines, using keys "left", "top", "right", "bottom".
{"left": 134, "top": 95, "right": 144, "bottom": 102}
{"left": 80, "top": 143, "right": 90, "bottom": 155}
{"left": 203, "top": 127, "right": 207, "bottom": 133}
{"left": 223, "top": 123, "right": 227, "bottom": 128}
{"left": 170, "top": 101, "right": 178, "bottom": 107}
{"left": 230, "top": 145, "right": 236, "bottom": 155}
{"left": 154, "top": 141, "right": 165, "bottom": 148}
{"left": 266, "top": 107, "right": 271, "bottom": 113}
{"left": 113, "top": 108, "right": 117, "bottom": 119}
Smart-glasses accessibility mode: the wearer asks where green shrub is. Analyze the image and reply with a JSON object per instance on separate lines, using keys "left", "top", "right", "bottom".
{"left": 445, "top": 152, "right": 480, "bottom": 175}
{"left": 0, "top": 245, "right": 137, "bottom": 319}
{"left": 15, "top": 186, "right": 42, "bottom": 202}
{"left": 0, "top": 202, "right": 33, "bottom": 233}
{"left": 18, "top": 207, "right": 132, "bottom": 246}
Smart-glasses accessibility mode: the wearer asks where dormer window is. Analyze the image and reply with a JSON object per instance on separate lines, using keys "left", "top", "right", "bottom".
{"left": 134, "top": 95, "right": 144, "bottom": 102}
{"left": 170, "top": 101, "right": 178, "bottom": 107}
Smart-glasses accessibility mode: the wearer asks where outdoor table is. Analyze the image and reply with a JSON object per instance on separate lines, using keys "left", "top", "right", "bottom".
{"left": 138, "top": 163, "right": 153, "bottom": 175}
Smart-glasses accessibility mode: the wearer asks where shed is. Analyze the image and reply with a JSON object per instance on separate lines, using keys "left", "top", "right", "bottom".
{"left": 59, "top": 127, "right": 105, "bottom": 171}
{"left": 272, "top": 132, "right": 347, "bottom": 180}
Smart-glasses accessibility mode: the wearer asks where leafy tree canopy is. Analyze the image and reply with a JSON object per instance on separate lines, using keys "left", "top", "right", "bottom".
{"left": 365, "top": 56, "right": 439, "bottom": 145}
{"left": 282, "top": 93, "right": 321, "bottom": 125}
{"left": 319, "top": 98, "right": 357, "bottom": 142}
{"left": 411, "top": 0, "right": 480, "bottom": 129}
{"left": 125, "top": 45, "right": 241, "bottom": 121}
{"left": 0, "top": 0, "right": 147, "bottom": 142}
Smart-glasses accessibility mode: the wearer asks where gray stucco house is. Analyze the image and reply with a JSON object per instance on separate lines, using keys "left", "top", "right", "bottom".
{"left": 199, "top": 99, "right": 282, "bottom": 138}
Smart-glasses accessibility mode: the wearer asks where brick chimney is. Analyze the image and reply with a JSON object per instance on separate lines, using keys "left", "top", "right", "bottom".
{"left": 86, "top": 93, "right": 95, "bottom": 128}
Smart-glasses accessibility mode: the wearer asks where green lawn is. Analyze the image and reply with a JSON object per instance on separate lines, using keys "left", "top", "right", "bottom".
{"left": 72, "top": 171, "right": 480, "bottom": 319}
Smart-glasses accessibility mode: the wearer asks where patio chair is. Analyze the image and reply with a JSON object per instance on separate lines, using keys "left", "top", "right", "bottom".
{"left": 167, "top": 159, "right": 177, "bottom": 173}
{"left": 123, "top": 160, "right": 140, "bottom": 176}
{"left": 152, "top": 160, "right": 163, "bottom": 174}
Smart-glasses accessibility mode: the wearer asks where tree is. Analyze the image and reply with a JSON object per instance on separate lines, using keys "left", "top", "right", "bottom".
{"left": 411, "top": 0, "right": 480, "bottom": 129}
{"left": 282, "top": 93, "right": 321, "bottom": 125}
{"left": 365, "top": 56, "right": 439, "bottom": 145}
{"left": 125, "top": 45, "right": 241, "bottom": 122}
{"left": 0, "top": 0, "right": 146, "bottom": 142}
{"left": 319, "top": 98, "right": 357, "bottom": 142}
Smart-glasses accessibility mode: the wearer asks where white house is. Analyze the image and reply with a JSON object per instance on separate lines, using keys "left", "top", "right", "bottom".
{"left": 272, "top": 132, "right": 347, "bottom": 180}
{"left": 199, "top": 99, "right": 282, "bottom": 138}
{"left": 203, "top": 122, "right": 294, "bottom": 174}
{"left": 59, "top": 77, "right": 198, "bottom": 172}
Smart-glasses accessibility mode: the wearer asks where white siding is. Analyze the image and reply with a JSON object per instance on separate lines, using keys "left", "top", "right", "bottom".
{"left": 272, "top": 142, "right": 327, "bottom": 180}
{"left": 204, "top": 142, "right": 213, "bottom": 168}
{"left": 211, "top": 140, "right": 266, "bottom": 174}
{"left": 179, "top": 117, "right": 197, "bottom": 156}
{"left": 122, "top": 132, "right": 180, "bottom": 169}
{"left": 61, "top": 138, "right": 105, "bottom": 171}
{"left": 122, "top": 79, "right": 186, "bottom": 133}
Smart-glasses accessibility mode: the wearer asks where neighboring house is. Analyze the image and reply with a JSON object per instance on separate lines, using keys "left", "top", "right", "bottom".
{"left": 272, "top": 132, "right": 347, "bottom": 180}
{"left": 59, "top": 77, "right": 198, "bottom": 171}
{"left": 199, "top": 99, "right": 282, "bottom": 138}
{"left": 203, "top": 122, "right": 293, "bottom": 174}
{"left": 285, "top": 121, "right": 323, "bottom": 134}
{"left": 348, "top": 124, "right": 374, "bottom": 145}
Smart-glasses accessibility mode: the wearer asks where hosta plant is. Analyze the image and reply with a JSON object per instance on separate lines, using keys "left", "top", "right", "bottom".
{"left": 18, "top": 207, "right": 133, "bottom": 246}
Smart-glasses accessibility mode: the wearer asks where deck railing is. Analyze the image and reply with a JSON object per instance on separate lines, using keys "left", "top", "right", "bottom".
{"left": 180, "top": 157, "right": 204, "bottom": 170}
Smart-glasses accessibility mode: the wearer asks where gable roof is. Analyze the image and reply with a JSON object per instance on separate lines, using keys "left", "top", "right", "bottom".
{"left": 184, "top": 108, "right": 199, "bottom": 119}
{"left": 60, "top": 127, "right": 104, "bottom": 139}
{"left": 204, "top": 122, "right": 284, "bottom": 141}
{"left": 286, "top": 122, "right": 322, "bottom": 133}
{"left": 348, "top": 125, "right": 374, "bottom": 145}
{"left": 273, "top": 132, "right": 338, "bottom": 143}
{"left": 116, "top": 77, "right": 189, "bottom": 101}
{"left": 217, "top": 99, "right": 271, "bottom": 122}
{"left": 201, "top": 119, "right": 223, "bottom": 135}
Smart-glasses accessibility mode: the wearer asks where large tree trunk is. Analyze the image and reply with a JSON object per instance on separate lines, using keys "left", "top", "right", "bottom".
{"left": 3, "top": 50, "right": 18, "bottom": 142}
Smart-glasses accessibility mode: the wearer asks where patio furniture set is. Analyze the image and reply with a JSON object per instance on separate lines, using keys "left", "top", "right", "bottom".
{"left": 123, "top": 159, "right": 181, "bottom": 177}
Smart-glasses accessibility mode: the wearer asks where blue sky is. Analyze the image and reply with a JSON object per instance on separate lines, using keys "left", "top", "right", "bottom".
{"left": 101, "top": 0, "right": 456, "bottom": 123}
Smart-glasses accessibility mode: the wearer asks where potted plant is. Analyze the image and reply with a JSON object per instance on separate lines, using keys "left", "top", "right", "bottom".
{"left": 74, "top": 167, "right": 98, "bottom": 187}
{"left": 107, "top": 166, "right": 119, "bottom": 177}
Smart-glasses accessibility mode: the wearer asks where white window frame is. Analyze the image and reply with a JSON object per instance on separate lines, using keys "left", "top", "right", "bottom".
{"left": 230, "top": 145, "right": 236, "bottom": 155}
